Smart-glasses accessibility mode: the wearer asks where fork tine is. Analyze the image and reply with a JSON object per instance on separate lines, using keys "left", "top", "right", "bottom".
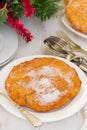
{"left": 57, "top": 40, "right": 67, "bottom": 48}
{"left": 53, "top": 37, "right": 71, "bottom": 50}
{"left": 57, "top": 32, "right": 75, "bottom": 49}
{"left": 58, "top": 31, "right": 72, "bottom": 42}
{"left": 58, "top": 31, "right": 87, "bottom": 56}
{"left": 58, "top": 31, "right": 78, "bottom": 48}
{"left": 49, "top": 37, "right": 64, "bottom": 48}
{"left": 44, "top": 36, "right": 71, "bottom": 50}
{"left": 60, "top": 40, "right": 68, "bottom": 46}
{"left": 44, "top": 36, "right": 63, "bottom": 49}
{"left": 49, "top": 36, "right": 69, "bottom": 48}
{"left": 44, "top": 38, "right": 71, "bottom": 54}
{"left": 44, "top": 38, "right": 61, "bottom": 51}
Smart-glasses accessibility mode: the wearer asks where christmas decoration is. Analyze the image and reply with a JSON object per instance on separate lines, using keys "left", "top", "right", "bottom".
{"left": 32, "top": 0, "right": 63, "bottom": 21}
{"left": 0, "top": 0, "right": 63, "bottom": 43}
{"left": 0, "top": 0, "right": 35, "bottom": 43}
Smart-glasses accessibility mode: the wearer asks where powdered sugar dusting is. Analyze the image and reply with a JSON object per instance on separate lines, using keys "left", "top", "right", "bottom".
{"left": 39, "top": 89, "right": 61, "bottom": 105}
{"left": 39, "top": 78, "right": 51, "bottom": 87}
{"left": 39, "top": 66, "right": 55, "bottom": 76}
{"left": 17, "top": 65, "right": 74, "bottom": 105}
{"left": 27, "top": 70, "right": 36, "bottom": 77}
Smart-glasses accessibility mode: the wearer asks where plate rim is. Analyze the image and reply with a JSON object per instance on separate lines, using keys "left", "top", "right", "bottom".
{"left": 0, "top": 47, "right": 18, "bottom": 67}
{"left": 61, "top": 14, "right": 87, "bottom": 39}
{"left": 0, "top": 25, "right": 18, "bottom": 64}
{"left": 0, "top": 55, "right": 87, "bottom": 122}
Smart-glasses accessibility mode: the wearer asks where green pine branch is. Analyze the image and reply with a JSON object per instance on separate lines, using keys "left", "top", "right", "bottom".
{"left": 8, "top": 0, "right": 24, "bottom": 19}
{"left": 32, "top": 0, "right": 63, "bottom": 21}
{"left": 0, "top": 2, "right": 8, "bottom": 24}
{"left": 0, "top": 0, "right": 24, "bottom": 24}
{"left": 0, "top": 9, "right": 8, "bottom": 24}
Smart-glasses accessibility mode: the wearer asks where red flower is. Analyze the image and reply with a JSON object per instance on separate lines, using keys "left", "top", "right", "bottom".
{"left": 22, "top": 0, "right": 35, "bottom": 18}
{"left": 0, "top": 1, "right": 35, "bottom": 43}
{"left": 7, "top": 13, "right": 33, "bottom": 43}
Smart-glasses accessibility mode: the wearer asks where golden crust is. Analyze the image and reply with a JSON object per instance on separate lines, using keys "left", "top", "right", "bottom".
{"left": 65, "top": 0, "right": 87, "bottom": 33}
{"left": 5, "top": 57, "right": 81, "bottom": 112}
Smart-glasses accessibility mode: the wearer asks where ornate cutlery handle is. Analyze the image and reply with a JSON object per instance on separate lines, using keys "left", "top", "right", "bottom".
{"left": 71, "top": 56, "right": 87, "bottom": 73}
{"left": 0, "top": 91, "right": 43, "bottom": 127}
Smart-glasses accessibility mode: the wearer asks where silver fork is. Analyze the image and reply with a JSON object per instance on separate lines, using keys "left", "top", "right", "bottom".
{"left": 44, "top": 35, "right": 87, "bottom": 56}
{"left": 58, "top": 31, "right": 87, "bottom": 55}
{"left": 0, "top": 90, "right": 43, "bottom": 127}
{"left": 44, "top": 39, "right": 87, "bottom": 73}
{"left": 44, "top": 38, "right": 76, "bottom": 60}
{"left": 44, "top": 36, "right": 74, "bottom": 52}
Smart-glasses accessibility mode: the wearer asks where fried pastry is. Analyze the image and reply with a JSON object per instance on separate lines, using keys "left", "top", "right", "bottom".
{"left": 5, "top": 57, "right": 81, "bottom": 112}
{"left": 65, "top": 0, "right": 87, "bottom": 33}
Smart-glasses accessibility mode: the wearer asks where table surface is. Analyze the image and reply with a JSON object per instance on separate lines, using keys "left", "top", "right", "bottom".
{"left": 0, "top": 10, "right": 87, "bottom": 130}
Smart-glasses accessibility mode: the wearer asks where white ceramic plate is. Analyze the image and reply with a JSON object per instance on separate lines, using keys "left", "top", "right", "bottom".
{"left": 61, "top": 14, "right": 87, "bottom": 39}
{"left": 0, "top": 49, "right": 17, "bottom": 67}
{"left": 0, "top": 25, "right": 18, "bottom": 66}
{"left": 0, "top": 55, "right": 87, "bottom": 122}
